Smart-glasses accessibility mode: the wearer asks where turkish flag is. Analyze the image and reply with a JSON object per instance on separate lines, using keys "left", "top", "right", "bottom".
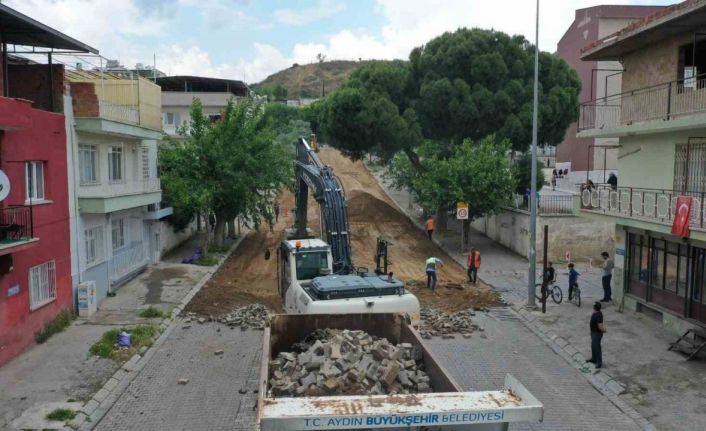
{"left": 672, "top": 196, "right": 693, "bottom": 238}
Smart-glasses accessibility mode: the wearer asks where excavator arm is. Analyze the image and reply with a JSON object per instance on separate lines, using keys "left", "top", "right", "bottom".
{"left": 294, "top": 138, "right": 353, "bottom": 274}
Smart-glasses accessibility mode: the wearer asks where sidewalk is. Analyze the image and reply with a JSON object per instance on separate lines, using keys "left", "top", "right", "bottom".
{"left": 0, "top": 239, "right": 214, "bottom": 430}
{"left": 371, "top": 166, "right": 706, "bottom": 431}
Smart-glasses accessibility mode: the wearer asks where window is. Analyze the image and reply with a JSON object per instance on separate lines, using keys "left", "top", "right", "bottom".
{"left": 25, "top": 161, "right": 45, "bottom": 201}
{"left": 141, "top": 146, "right": 151, "bottom": 179}
{"left": 163, "top": 112, "right": 180, "bottom": 126}
{"left": 29, "top": 261, "right": 56, "bottom": 310}
{"left": 79, "top": 145, "right": 98, "bottom": 185}
{"left": 108, "top": 145, "right": 123, "bottom": 183}
{"left": 111, "top": 217, "right": 125, "bottom": 250}
{"left": 677, "top": 39, "right": 706, "bottom": 88}
{"left": 674, "top": 140, "right": 706, "bottom": 193}
{"left": 207, "top": 113, "right": 222, "bottom": 123}
{"left": 650, "top": 239, "right": 666, "bottom": 289}
{"left": 85, "top": 226, "right": 105, "bottom": 266}
{"left": 295, "top": 251, "right": 329, "bottom": 280}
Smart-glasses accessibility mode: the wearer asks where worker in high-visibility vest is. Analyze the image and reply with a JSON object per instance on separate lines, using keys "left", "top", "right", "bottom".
{"left": 425, "top": 216, "right": 434, "bottom": 240}
{"left": 425, "top": 256, "right": 443, "bottom": 290}
{"left": 466, "top": 248, "right": 481, "bottom": 284}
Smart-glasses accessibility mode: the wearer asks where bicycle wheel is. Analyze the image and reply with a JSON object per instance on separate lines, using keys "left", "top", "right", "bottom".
{"left": 535, "top": 283, "right": 544, "bottom": 301}
{"left": 551, "top": 285, "right": 563, "bottom": 304}
{"left": 575, "top": 288, "right": 581, "bottom": 307}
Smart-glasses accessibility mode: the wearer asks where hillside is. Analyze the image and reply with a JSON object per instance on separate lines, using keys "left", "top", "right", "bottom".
{"left": 255, "top": 60, "right": 375, "bottom": 99}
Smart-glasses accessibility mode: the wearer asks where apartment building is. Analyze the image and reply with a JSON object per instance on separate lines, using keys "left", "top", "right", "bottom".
{"left": 157, "top": 75, "right": 249, "bottom": 136}
{"left": 556, "top": 4, "right": 665, "bottom": 188}
{"left": 0, "top": 4, "right": 96, "bottom": 366}
{"left": 66, "top": 70, "right": 170, "bottom": 301}
{"left": 578, "top": 0, "right": 706, "bottom": 332}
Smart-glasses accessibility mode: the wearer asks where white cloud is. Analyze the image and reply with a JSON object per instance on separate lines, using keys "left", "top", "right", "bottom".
{"left": 273, "top": 0, "right": 346, "bottom": 26}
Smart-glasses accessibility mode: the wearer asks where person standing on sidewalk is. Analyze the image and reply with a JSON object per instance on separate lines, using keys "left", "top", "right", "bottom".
{"left": 273, "top": 201, "right": 280, "bottom": 223}
{"left": 425, "top": 216, "right": 434, "bottom": 240}
{"left": 600, "top": 251, "right": 614, "bottom": 302}
{"left": 467, "top": 248, "right": 481, "bottom": 284}
{"left": 425, "top": 256, "right": 443, "bottom": 290}
{"left": 587, "top": 302, "right": 606, "bottom": 368}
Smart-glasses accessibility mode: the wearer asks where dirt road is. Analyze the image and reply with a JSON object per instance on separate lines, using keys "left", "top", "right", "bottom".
{"left": 187, "top": 148, "right": 500, "bottom": 316}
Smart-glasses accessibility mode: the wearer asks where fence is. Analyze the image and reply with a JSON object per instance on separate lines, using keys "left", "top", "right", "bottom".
{"left": 0, "top": 205, "right": 34, "bottom": 242}
{"left": 579, "top": 184, "right": 706, "bottom": 229}
{"left": 111, "top": 241, "right": 147, "bottom": 282}
{"left": 579, "top": 73, "right": 706, "bottom": 131}
{"left": 513, "top": 194, "right": 575, "bottom": 215}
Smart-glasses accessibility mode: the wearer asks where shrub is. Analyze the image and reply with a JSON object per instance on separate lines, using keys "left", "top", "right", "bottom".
{"left": 35, "top": 310, "right": 73, "bottom": 344}
{"left": 89, "top": 325, "right": 160, "bottom": 362}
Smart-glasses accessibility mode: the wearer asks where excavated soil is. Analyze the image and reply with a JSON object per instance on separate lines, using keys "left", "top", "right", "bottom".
{"left": 187, "top": 148, "right": 500, "bottom": 316}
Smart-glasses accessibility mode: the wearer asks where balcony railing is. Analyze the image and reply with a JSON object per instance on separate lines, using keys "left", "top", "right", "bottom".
{"left": 0, "top": 205, "right": 34, "bottom": 243}
{"left": 513, "top": 194, "right": 575, "bottom": 215}
{"left": 578, "top": 73, "right": 706, "bottom": 131}
{"left": 579, "top": 184, "right": 706, "bottom": 229}
{"left": 111, "top": 241, "right": 147, "bottom": 281}
{"left": 78, "top": 178, "right": 161, "bottom": 198}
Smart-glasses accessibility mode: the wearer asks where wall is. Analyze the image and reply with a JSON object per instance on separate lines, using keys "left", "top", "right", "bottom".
{"left": 7, "top": 64, "right": 64, "bottom": 113}
{"left": 0, "top": 98, "right": 72, "bottom": 367}
{"left": 621, "top": 33, "right": 690, "bottom": 92}
{"left": 471, "top": 209, "right": 614, "bottom": 263}
{"left": 158, "top": 219, "right": 199, "bottom": 258}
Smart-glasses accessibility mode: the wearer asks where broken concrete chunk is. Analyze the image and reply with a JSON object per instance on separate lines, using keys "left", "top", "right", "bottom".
{"left": 178, "top": 378, "right": 189, "bottom": 385}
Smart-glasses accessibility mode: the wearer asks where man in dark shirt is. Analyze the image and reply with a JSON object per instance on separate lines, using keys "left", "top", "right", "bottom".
{"left": 587, "top": 302, "right": 606, "bottom": 368}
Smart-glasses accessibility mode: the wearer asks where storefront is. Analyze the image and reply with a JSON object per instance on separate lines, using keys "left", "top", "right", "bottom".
{"left": 627, "top": 232, "right": 706, "bottom": 324}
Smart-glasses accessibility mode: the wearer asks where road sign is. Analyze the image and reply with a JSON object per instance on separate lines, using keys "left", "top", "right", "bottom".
{"left": 456, "top": 202, "right": 469, "bottom": 220}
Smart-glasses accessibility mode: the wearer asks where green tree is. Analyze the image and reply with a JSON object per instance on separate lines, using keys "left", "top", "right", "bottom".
{"left": 160, "top": 97, "right": 293, "bottom": 248}
{"left": 513, "top": 153, "right": 545, "bottom": 195}
{"left": 273, "top": 84, "right": 288, "bottom": 101}
{"left": 262, "top": 103, "right": 303, "bottom": 135}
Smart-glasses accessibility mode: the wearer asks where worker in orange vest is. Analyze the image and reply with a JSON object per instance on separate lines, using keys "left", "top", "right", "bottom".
{"left": 425, "top": 215, "right": 434, "bottom": 240}
{"left": 467, "top": 248, "right": 481, "bottom": 284}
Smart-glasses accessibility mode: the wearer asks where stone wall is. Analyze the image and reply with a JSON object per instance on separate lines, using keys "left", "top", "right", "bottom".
{"left": 621, "top": 33, "right": 689, "bottom": 92}
{"left": 471, "top": 209, "right": 615, "bottom": 263}
{"left": 158, "top": 219, "right": 199, "bottom": 258}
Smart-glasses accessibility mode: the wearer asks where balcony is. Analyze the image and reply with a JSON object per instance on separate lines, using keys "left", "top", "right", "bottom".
{"left": 579, "top": 184, "right": 706, "bottom": 231}
{"left": 78, "top": 179, "right": 161, "bottom": 214}
{"left": 512, "top": 194, "right": 576, "bottom": 216}
{"left": 0, "top": 205, "right": 39, "bottom": 255}
{"left": 578, "top": 74, "right": 706, "bottom": 137}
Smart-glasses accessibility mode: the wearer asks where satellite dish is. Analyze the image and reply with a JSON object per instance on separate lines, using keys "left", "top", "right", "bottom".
{"left": 0, "top": 170, "right": 10, "bottom": 202}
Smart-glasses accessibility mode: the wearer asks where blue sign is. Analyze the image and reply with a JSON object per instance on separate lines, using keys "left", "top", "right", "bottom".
{"left": 7, "top": 285, "right": 20, "bottom": 297}
{"left": 616, "top": 248, "right": 625, "bottom": 256}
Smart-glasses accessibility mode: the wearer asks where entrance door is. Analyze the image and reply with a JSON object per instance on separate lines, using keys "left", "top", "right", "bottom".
{"left": 688, "top": 247, "right": 706, "bottom": 323}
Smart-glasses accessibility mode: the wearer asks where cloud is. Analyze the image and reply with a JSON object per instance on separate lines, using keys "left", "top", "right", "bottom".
{"left": 273, "top": 0, "right": 346, "bottom": 26}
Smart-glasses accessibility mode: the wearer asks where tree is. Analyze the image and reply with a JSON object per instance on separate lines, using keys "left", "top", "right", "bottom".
{"left": 262, "top": 103, "right": 303, "bottom": 135}
{"left": 160, "top": 97, "right": 293, "bottom": 248}
{"left": 301, "top": 100, "right": 324, "bottom": 135}
{"left": 513, "top": 153, "right": 545, "bottom": 195}
{"left": 273, "top": 84, "right": 288, "bottom": 101}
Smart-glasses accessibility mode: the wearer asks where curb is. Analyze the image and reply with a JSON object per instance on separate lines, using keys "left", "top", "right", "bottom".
{"left": 72, "top": 235, "right": 247, "bottom": 431}
{"left": 366, "top": 165, "right": 655, "bottom": 431}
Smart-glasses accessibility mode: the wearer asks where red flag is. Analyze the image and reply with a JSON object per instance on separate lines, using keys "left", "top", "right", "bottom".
{"left": 672, "top": 196, "right": 693, "bottom": 238}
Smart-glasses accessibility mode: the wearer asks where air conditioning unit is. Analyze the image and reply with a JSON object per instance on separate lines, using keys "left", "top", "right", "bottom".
{"left": 77, "top": 281, "right": 97, "bottom": 317}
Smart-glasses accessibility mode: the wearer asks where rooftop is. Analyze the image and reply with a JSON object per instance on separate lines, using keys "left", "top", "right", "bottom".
{"left": 581, "top": 0, "right": 706, "bottom": 61}
{"left": 156, "top": 75, "right": 249, "bottom": 96}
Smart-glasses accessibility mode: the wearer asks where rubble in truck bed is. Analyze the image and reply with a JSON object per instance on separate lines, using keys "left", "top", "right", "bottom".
{"left": 269, "top": 329, "right": 432, "bottom": 397}
{"left": 418, "top": 307, "right": 484, "bottom": 339}
{"left": 183, "top": 303, "right": 269, "bottom": 330}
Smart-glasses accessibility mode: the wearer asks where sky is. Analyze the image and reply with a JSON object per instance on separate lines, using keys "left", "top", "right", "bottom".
{"left": 8, "top": 0, "right": 672, "bottom": 84}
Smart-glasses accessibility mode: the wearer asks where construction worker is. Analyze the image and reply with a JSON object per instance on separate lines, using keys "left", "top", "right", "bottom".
{"left": 425, "top": 215, "right": 434, "bottom": 240}
{"left": 425, "top": 256, "right": 443, "bottom": 290}
{"left": 467, "top": 248, "right": 481, "bottom": 284}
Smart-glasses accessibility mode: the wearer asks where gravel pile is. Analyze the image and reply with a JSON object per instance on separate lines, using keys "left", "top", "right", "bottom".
{"left": 218, "top": 303, "right": 269, "bottom": 330}
{"left": 419, "top": 307, "right": 482, "bottom": 339}
{"left": 269, "top": 329, "right": 432, "bottom": 397}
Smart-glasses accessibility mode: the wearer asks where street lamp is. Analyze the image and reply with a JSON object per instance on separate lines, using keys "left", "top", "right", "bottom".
{"left": 528, "top": 0, "right": 540, "bottom": 307}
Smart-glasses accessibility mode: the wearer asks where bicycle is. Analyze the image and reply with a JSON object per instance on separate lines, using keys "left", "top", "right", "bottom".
{"left": 535, "top": 281, "right": 563, "bottom": 304}
{"left": 568, "top": 283, "right": 581, "bottom": 307}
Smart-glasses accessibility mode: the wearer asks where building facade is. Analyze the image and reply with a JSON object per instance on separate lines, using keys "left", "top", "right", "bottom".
{"left": 556, "top": 5, "right": 665, "bottom": 189}
{"left": 578, "top": 0, "right": 706, "bottom": 333}
{"left": 0, "top": 4, "right": 96, "bottom": 366}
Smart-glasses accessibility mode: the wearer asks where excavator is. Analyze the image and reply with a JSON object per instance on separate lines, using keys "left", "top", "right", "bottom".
{"left": 276, "top": 138, "right": 420, "bottom": 325}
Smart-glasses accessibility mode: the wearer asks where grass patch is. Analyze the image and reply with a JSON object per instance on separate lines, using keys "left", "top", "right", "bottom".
{"left": 195, "top": 253, "right": 220, "bottom": 266}
{"left": 139, "top": 306, "right": 165, "bottom": 318}
{"left": 35, "top": 310, "right": 73, "bottom": 344}
{"left": 46, "top": 408, "right": 76, "bottom": 422}
{"left": 89, "top": 325, "right": 160, "bottom": 362}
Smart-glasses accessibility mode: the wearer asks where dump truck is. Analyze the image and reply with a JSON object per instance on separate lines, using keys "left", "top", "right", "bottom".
{"left": 257, "top": 313, "right": 543, "bottom": 431}
{"left": 278, "top": 138, "right": 420, "bottom": 324}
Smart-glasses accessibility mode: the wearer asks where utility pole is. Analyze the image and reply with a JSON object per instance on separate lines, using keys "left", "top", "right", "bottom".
{"left": 528, "top": 0, "right": 540, "bottom": 307}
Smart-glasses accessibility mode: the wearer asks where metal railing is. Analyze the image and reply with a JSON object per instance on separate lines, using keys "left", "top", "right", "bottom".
{"left": 111, "top": 241, "right": 147, "bottom": 281}
{"left": 0, "top": 205, "right": 34, "bottom": 242}
{"left": 579, "top": 184, "right": 706, "bottom": 229}
{"left": 78, "top": 178, "right": 161, "bottom": 198}
{"left": 578, "top": 73, "right": 706, "bottom": 131}
{"left": 513, "top": 194, "right": 575, "bottom": 215}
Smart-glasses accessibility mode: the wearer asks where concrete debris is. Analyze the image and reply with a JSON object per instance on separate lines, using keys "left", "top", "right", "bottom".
{"left": 214, "top": 350, "right": 224, "bottom": 356}
{"left": 177, "top": 378, "right": 189, "bottom": 385}
{"left": 268, "top": 329, "right": 432, "bottom": 397}
{"left": 185, "top": 304, "right": 269, "bottom": 330}
{"left": 419, "top": 307, "right": 482, "bottom": 338}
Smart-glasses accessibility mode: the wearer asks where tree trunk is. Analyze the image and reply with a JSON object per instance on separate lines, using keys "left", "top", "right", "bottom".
{"left": 436, "top": 208, "right": 448, "bottom": 233}
{"left": 227, "top": 219, "right": 236, "bottom": 239}
{"left": 403, "top": 148, "right": 423, "bottom": 174}
{"left": 214, "top": 218, "right": 226, "bottom": 249}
